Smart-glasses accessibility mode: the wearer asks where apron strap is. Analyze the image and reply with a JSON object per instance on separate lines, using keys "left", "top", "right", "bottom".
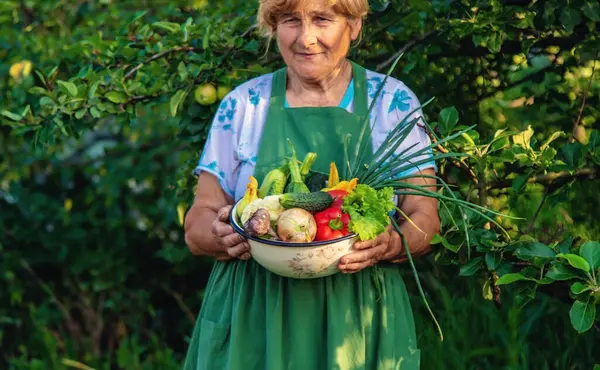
{"left": 270, "top": 67, "right": 288, "bottom": 108}
{"left": 349, "top": 61, "right": 369, "bottom": 120}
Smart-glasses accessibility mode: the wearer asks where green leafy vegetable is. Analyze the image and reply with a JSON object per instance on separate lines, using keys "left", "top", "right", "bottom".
{"left": 342, "top": 184, "right": 395, "bottom": 240}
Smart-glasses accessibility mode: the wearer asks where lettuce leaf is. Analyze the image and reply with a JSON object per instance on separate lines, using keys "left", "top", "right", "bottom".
{"left": 342, "top": 184, "right": 395, "bottom": 241}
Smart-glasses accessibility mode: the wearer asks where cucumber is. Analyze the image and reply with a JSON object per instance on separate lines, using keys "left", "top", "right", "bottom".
{"left": 279, "top": 191, "right": 334, "bottom": 213}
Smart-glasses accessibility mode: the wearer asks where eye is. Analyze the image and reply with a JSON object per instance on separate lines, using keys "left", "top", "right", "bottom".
{"left": 282, "top": 17, "right": 299, "bottom": 24}
{"left": 315, "top": 16, "right": 330, "bottom": 23}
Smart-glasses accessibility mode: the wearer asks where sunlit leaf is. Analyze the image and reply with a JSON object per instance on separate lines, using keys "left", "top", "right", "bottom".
{"left": 557, "top": 253, "right": 590, "bottom": 272}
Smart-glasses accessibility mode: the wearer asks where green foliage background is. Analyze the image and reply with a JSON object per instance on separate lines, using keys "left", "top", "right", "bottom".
{"left": 1, "top": 0, "right": 599, "bottom": 368}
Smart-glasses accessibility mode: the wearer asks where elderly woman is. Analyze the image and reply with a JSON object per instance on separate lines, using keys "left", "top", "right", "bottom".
{"left": 183, "top": 0, "right": 440, "bottom": 369}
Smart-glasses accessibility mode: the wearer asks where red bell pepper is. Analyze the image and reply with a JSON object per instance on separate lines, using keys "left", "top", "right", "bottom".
{"left": 327, "top": 189, "right": 348, "bottom": 210}
{"left": 314, "top": 206, "right": 351, "bottom": 241}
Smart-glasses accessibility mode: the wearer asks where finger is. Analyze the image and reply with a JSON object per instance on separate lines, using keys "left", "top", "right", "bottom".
{"left": 215, "top": 254, "right": 233, "bottom": 262}
{"left": 218, "top": 206, "right": 233, "bottom": 222}
{"left": 340, "top": 244, "right": 386, "bottom": 266}
{"left": 220, "top": 233, "right": 246, "bottom": 249}
{"left": 213, "top": 222, "right": 235, "bottom": 238}
{"left": 352, "top": 239, "right": 376, "bottom": 250}
{"left": 239, "top": 252, "right": 252, "bottom": 260}
{"left": 381, "top": 232, "right": 402, "bottom": 260}
{"left": 227, "top": 242, "right": 250, "bottom": 258}
{"left": 341, "top": 258, "right": 378, "bottom": 273}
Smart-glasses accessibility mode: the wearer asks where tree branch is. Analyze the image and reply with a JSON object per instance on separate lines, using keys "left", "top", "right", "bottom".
{"left": 488, "top": 168, "right": 598, "bottom": 190}
{"left": 375, "top": 29, "right": 439, "bottom": 72}
{"left": 571, "top": 47, "right": 598, "bottom": 142}
{"left": 20, "top": 259, "right": 82, "bottom": 346}
{"left": 124, "top": 46, "right": 203, "bottom": 80}
{"left": 527, "top": 186, "right": 548, "bottom": 233}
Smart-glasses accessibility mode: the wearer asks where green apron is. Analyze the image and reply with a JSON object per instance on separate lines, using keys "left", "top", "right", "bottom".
{"left": 184, "top": 61, "right": 421, "bottom": 370}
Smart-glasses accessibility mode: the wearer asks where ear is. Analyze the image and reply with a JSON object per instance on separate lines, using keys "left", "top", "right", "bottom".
{"left": 348, "top": 18, "right": 362, "bottom": 41}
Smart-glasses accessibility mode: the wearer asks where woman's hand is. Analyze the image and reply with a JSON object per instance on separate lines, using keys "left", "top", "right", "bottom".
{"left": 338, "top": 225, "right": 402, "bottom": 273}
{"left": 211, "top": 205, "right": 252, "bottom": 261}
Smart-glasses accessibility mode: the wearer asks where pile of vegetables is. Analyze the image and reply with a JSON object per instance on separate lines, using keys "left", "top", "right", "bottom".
{"left": 236, "top": 141, "right": 395, "bottom": 244}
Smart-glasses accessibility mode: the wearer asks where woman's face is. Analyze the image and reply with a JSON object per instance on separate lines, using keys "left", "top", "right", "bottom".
{"left": 275, "top": 0, "right": 361, "bottom": 82}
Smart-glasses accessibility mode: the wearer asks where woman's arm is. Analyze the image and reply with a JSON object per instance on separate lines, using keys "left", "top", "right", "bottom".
{"left": 184, "top": 172, "right": 250, "bottom": 260}
{"left": 389, "top": 168, "right": 440, "bottom": 263}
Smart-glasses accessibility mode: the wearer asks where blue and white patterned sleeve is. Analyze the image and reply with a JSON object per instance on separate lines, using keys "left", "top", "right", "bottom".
{"left": 368, "top": 72, "right": 437, "bottom": 178}
{"left": 391, "top": 86, "right": 437, "bottom": 176}
{"left": 193, "top": 91, "right": 245, "bottom": 198}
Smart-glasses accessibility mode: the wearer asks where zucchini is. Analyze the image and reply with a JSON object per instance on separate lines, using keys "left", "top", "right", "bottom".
{"left": 279, "top": 191, "right": 333, "bottom": 212}
{"left": 258, "top": 164, "right": 289, "bottom": 198}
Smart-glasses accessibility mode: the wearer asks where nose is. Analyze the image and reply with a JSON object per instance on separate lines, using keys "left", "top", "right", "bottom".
{"left": 297, "top": 23, "right": 317, "bottom": 49}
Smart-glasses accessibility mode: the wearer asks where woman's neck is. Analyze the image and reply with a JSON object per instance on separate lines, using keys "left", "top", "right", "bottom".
{"left": 286, "top": 60, "right": 352, "bottom": 107}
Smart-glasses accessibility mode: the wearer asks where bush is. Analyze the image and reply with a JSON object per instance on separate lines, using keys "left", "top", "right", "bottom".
{"left": 1, "top": 0, "right": 599, "bottom": 368}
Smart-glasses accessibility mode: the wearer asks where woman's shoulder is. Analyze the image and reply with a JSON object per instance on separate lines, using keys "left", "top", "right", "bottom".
{"left": 364, "top": 68, "right": 421, "bottom": 115}
{"left": 225, "top": 72, "right": 274, "bottom": 107}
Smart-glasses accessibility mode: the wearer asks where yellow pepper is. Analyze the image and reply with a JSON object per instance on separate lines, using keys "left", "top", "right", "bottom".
{"left": 236, "top": 176, "right": 259, "bottom": 219}
{"left": 322, "top": 178, "right": 358, "bottom": 193}
{"left": 328, "top": 162, "right": 340, "bottom": 188}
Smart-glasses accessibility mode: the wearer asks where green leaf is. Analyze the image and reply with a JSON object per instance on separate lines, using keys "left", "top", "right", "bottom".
{"left": 1, "top": 110, "right": 22, "bottom": 121}
{"left": 105, "top": 91, "right": 128, "bottom": 104}
{"left": 75, "top": 109, "right": 87, "bottom": 120}
{"left": 169, "top": 89, "right": 188, "bottom": 117}
{"left": 34, "top": 70, "right": 47, "bottom": 86}
{"left": 540, "top": 131, "right": 565, "bottom": 151}
{"left": 570, "top": 282, "right": 591, "bottom": 295}
{"left": 496, "top": 273, "right": 535, "bottom": 285}
{"left": 90, "top": 106, "right": 101, "bottom": 118}
{"left": 177, "top": 62, "right": 188, "bottom": 81}
{"left": 546, "top": 264, "right": 578, "bottom": 281}
{"left": 560, "top": 8, "right": 582, "bottom": 32}
{"left": 589, "top": 130, "right": 600, "bottom": 149}
{"left": 39, "top": 96, "right": 55, "bottom": 106}
{"left": 28, "top": 86, "right": 48, "bottom": 96}
{"left": 441, "top": 238, "right": 460, "bottom": 252}
{"left": 438, "top": 107, "right": 459, "bottom": 135}
{"left": 579, "top": 241, "right": 600, "bottom": 270}
{"left": 569, "top": 299, "right": 596, "bottom": 333}
{"left": 561, "top": 142, "right": 584, "bottom": 168}
{"left": 557, "top": 237, "right": 574, "bottom": 254}
{"left": 57, "top": 80, "right": 78, "bottom": 97}
{"left": 459, "top": 257, "right": 483, "bottom": 277}
{"left": 512, "top": 170, "right": 533, "bottom": 192}
{"left": 557, "top": 253, "right": 591, "bottom": 272}
{"left": 515, "top": 242, "right": 556, "bottom": 259}
{"left": 583, "top": 1, "right": 600, "bottom": 21}
{"left": 485, "top": 252, "right": 502, "bottom": 270}
{"left": 486, "top": 31, "right": 505, "bottom": 53}
{"left": 54, "top": 117, "right": 68, "bottom": 136}
{"left": 88, "top": 80, "right": 101, "bottom": 99}
{"left": 152, "top": 21, "right": 180, "bottom": 34}
{"left": 512, "top": 126, "right": 534, "bottom": 150}
{"left": 430, "top": 234, "right": 443, "bottom": 245}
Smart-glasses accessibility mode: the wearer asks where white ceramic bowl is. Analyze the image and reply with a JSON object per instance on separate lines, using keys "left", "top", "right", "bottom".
{"left": 230, "top": 200, "right": 358, "bottom": 279}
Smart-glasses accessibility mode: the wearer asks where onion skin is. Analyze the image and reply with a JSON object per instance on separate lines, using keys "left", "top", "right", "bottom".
{"left": 276, "top": 208, "right": 317, "bottom": 243}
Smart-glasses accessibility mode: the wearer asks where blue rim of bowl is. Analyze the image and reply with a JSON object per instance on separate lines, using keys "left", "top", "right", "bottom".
{"left": 229, "top": 199, "right": 357, "bottom": 247}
